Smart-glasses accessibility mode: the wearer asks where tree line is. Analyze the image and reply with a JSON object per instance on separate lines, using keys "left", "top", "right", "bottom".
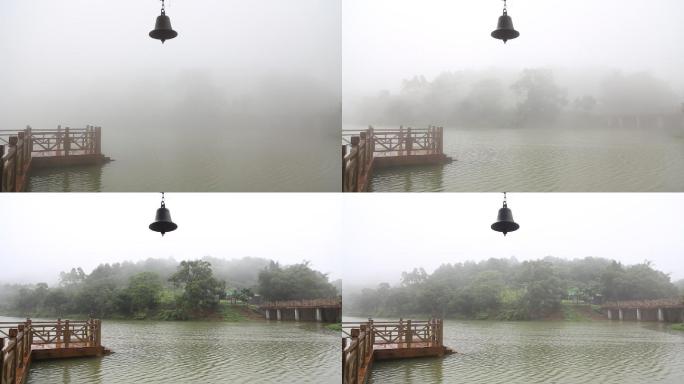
{"left": 345, "top": 257, "right": 680, "bottom": 320}
{"left": 0, "top": 258, "right": 339, "bottom": 320}
{"left": 347, "top": 68, "right": 682, "bottom": 129}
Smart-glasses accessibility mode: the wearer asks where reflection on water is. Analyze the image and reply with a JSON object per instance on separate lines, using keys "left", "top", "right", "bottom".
{"left": 368, "top": 320, "right": 684, "bottom": 383}
{"left": 20, "top": 319, "right": 338, "bottom": 384}
{"left": 28, "top": 165, "right": 104, "bottom": 192}
{"left": 366, "top": 127, "right": 684, "bottom": 192}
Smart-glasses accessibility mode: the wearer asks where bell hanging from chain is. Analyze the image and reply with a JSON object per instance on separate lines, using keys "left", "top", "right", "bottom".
{"left": 491, "top": 0, "right": 519, "bottom": 44}
{"left": 491, "top": 192, "right": 519, "bottom": 236}
{"left": 149, "top": 0, "right": 178, "bottom": 44}
{"left": 149, "top": 192, "right": 178, "bottom": 236}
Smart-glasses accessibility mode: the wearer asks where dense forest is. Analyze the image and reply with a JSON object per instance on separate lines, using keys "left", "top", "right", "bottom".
{"left": 345, "top": 257, "right": 681, "bottom": 320}
{"left": 347, "top": 68, "right": 683, "bottom": 130}
{"left": 0, "top": 257, "right": 339, "bottom": 320}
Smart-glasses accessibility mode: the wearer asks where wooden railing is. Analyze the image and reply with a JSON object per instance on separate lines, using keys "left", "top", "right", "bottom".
{"left": 259, "top": 297, "right": 342, "bottom": 309}
{"left": 0, "top": 319, "right": 102, "bottom": 384}
{"left": 342, "top": 126, "right": 444, "bottom": 192}
{"left": 0, "top": 125, "right": 102, "bottom": 192}
{"left": 342, "top": 318, "right": 444, "bottom": 384}
{"left": 342, "top": 323, "right": 374, "bottom": 384}
{"left": 602, "top": 298, "right": 684, "bottom": 310}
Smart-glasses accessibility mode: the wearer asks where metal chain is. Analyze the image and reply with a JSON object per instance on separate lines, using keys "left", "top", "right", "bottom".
{"left": 161, "top": 0, "right": 166, "bottom": 15}
{"left": 503, "top": 0, "right": 508, "bottom": 14}
{"left": 161, "top": 192, "right": 166, "bottom": 208}
{"left": 503, "top": 192, "right": 508, "bottom": 207}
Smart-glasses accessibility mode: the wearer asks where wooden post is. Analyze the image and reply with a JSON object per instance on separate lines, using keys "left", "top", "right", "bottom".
{"left": 438, "top": 127, "right": 444, "bottom": 154}
{"left": 64, "top": 320, "right": 70, "bottom": 348}
{"left": 56, "top": 318, "right": 62, "bottom": 344}
{"left": 342, "top": 145, "right": 347, "bottom": 191}
{"left": 25, "top": 126, "right": 32, "bottom": 165}
{"left": 405, "top": 319, "right": 412, "bottom": 348}
{"left": 8, "top": 136, "right": 17, "bottom": 192}
{"left": 96, "top": 319, "right": 102, "bottom": 347}
{"left": 95, "top": 126, "right": 102, "bottom": 155}
{"left": 359, "top": 131, "right": 367, "bottom": 177}
{"left": 351, "top": 328, "right": 360, "bottom": 384}
{"left": 399, "top": 125, "right": 404, "bottom": 155}
{"left": 350, "top": 136, "right": 360, "bottom": 192}
{"left": 10, "top": 328, "right": 18, "bottom": 384}
{"left": 406, "top": 127, "right": 412, "bottom": 156}
{"left": 16, "top": 325, "right": 24, "bottom": 368}
{"left": 0, "top": 144, "right": 5, "bottom": 192}
{"left": 341, "top": 337, "right": 347, "bottom": 384}
{"left": 64, "top": 127, "right": 70, "bottom": 157}
{"left": 57, "top": 125, "right": 62, "bottom": 156}
{"left": 0, "top": 337, "right": 4, "bottom": 381}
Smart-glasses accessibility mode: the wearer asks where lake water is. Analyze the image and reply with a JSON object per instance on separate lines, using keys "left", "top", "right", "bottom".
{"left": 366, "top": 320, "right": 684, "bottom": 383}
{"left": 1, "top": 317, "right": 339, "bottom": 384}
{"left": 26, "top": 123, "right": 340, "bottom": 192}
{"left": 362, "top": 126, "right": 684, "bottom": 192}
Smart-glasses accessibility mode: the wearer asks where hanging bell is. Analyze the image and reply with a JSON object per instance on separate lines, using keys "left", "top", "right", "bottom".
{"left": 491, "top": 193, "right": 519, "bottom": 236}
{"left": 149, "top": 193, "right": 177, "bottom": 236}
{"left": 149, "top": 3, "right": 177, "bottom": 44}
{"left": 491, "top": 9, "right": 519, "bottom": 43}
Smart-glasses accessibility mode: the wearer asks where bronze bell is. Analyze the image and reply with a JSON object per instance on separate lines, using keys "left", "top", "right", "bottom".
{"left": 491, "top": 9, "right": 519, "bottom": 44}
{"left": 149, "top": 9, "right": 177, "bottom": 44}
{"left": 491, "top": 193, "right": 519, "bottom": 236}
{"left": 149, "top": 193, "right": 177, "bottom": 236}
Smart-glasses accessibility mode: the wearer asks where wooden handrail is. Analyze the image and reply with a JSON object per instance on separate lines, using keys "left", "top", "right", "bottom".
{"left": 259, "top": 297, "right": 341, "bottom": 309}
{"left": 342, "top": 125, "right": 444, "bottom": 192}
{"left": 0, "top": 125, "right": 102, "bottom": 192}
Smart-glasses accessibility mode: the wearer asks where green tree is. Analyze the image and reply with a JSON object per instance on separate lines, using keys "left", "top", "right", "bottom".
{"left": 257, "top": 261, "right": 338, "bottom": 301}
{"left": 121, "top": 272, "right": 163, "bottom": 314}
{"left": 170, "top": 260, "right": 225, "bottom": 314}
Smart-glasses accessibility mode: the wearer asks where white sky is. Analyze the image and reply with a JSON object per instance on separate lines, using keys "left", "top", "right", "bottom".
{"left": 0, "top": 193, "right": 342, "bottom": 284}
{"left": 343, "top": 0, "right": 684, "bottom": 97}
{"left": 342, "top": 193, "right": 684, "bottom": 286}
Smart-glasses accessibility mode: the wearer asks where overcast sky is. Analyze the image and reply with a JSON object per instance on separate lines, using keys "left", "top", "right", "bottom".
{"left": 342, "top": 193, "right": 684, "bottom": 286}
{"left": 0, "top": 193, "right": 342, "bottom": 284}
{"left": 343, "top": 0, "right": 684, "bottom": 97}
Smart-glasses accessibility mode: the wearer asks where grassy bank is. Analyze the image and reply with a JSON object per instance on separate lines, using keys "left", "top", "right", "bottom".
{"left": 325, "top": 323, "right": 341, "bottom": 331}
{"left": 671, "top": 323, "right": 684, "bottom": 331}
{"left": 1, "top": 302, "right": 264, "bottom": 322}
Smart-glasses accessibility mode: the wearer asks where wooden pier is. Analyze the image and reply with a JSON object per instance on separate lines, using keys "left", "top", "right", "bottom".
{"left": 602, "top": 298, "right": 684, "bottom": 322}
{"left": 259, "top": 298, "right": 342, "bottom": 322}
{"left": 0, "top": 125, "right": 108, "bottom": 192}
{"left": 0, "top": 318, "right": 110, "bottom": 384}
{"left": 342, "top": 319, "right": 454, "bottom": 384}
{"left": 342, "top": 126, "right": 452, "bottom": 192}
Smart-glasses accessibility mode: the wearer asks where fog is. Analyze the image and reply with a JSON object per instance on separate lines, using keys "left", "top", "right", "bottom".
{"left": 342, "top": 193, "right": 684, "bottom": 290}
{"left": 0, "top": 193, "right": 342, "bottom": 284}
{"left": 0, "top": 0, "right": 341, "bottom": 191}
{"left": 343, "top": 0, "right": 684, "bottom": 126}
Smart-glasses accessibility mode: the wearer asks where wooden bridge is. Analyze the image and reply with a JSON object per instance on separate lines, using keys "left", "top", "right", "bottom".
{"left": 0, "top": 125, "right": 108, "bottom": 192}
{"left": 342, "top": 126, "right": 452, "bottom": 192}
{"left": 1, "top": 318, "right": 110, "bottom": 384}
{"left": 259, "top": 298, "right": 342, "bottom": 322}
{"left": 602, "top": 298, "right": 684, "bottom": 322}
{"left": 342, "top": 318, "right": 454, "bottom": 384}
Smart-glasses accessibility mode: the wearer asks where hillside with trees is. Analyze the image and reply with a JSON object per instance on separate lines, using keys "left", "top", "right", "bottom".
{"left": 346, "top": 68, "right": 682, "bottom": 131}
{"left": 345, "top": 257, "right": 679, "bottom": 320}
{"left": 0, "top": 258, "right": 338, "bottom": 321}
